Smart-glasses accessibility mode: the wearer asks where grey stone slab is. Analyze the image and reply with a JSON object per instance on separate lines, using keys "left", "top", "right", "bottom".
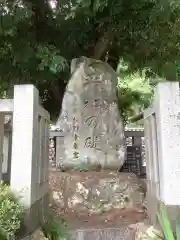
{"left": 67, "top": 227, "right": 135, "bottom": 240}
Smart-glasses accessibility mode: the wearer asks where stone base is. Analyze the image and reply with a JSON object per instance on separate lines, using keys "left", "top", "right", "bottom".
{"left": 50, "top": 170, "right": 146, "bottom": 215}
{"left": 49, "top": 169, "right": 147, "bottom": 239}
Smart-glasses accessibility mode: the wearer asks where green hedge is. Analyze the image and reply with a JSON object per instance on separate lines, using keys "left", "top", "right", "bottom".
{"left": 0, "top": 182, "right": 24, "bottom": 239}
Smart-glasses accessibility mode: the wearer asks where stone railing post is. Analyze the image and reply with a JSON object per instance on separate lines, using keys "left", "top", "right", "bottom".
{"left": 155, "top": 82, "right": 180, "bottom": 205}
{"left": 0, "top": 113, "right": 4, "bottom": 181}
{"left": 11, "top": 85, "right": 39, "bottom": 207}
{"left": 10, "top": 85, "right": 40, "bottom": 233}
{"left": 144, "top": 82, "right": 180, "bottom": 228}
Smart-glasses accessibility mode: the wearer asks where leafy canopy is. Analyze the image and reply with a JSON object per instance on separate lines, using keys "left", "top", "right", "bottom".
{"left": 0, "top": 0, "right": 180, "bottom": 119}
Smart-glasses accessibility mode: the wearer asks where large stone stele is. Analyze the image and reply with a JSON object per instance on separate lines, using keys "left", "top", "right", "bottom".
{"left": 56, "top": 57, "right": 126, "bottom": 170}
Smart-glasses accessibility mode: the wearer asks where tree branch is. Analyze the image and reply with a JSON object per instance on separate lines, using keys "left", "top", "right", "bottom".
{"left": 128, "top": 112, "right": 144, "bottom": 122}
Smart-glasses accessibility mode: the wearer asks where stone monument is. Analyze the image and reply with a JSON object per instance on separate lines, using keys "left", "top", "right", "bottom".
{"left": 56, "top": 57, "right": 126, "bottom": 170}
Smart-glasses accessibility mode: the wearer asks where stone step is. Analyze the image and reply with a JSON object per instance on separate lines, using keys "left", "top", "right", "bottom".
{"left": 66, "top": 223, "right": 163, "bottom": 240}
{"left": 22, "top": 222, "right": 162, "bottom": 240}
{"left": 67, "top": 227, "right": 135, "bottom": 240}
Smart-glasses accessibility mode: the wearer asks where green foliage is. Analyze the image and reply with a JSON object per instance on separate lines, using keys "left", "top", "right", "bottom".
{"left": 117, "top": 60, "right": 153, "bottom": 123}
{"left": 156, "top": 204, "right": 180, "bottom": 240}
{"left": 1, "top": 0, "right": 180, "bottom": 118}
{"left": 0, "top": 182, "right": 24, "bottom": 239}
{"left": 0, "top": 226, "right": 9, "bottom": 240}
{"left": 42, "top": 217, "right": 68, "bottom": 240}
{"left": 73, "top": 165, "right": 89, "bottom": 172}
{"left": 176, "top": 215, "right": 180, "bottom": 240}
{"left": 37, "top": 45, "right": 68, "bottom": 74}
{"left": 157, "top": 204, "right": 174, "bottom": 240}
{"left": 79, "top": 167, "right": 89, "bottom": 172}
{"left": 70, "top": 0, "right": 180, "bottom": 74}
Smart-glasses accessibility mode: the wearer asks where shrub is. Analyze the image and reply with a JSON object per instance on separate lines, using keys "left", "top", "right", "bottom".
{"left": 42, "top": 217, "right": 68, "bottom": 240}
{"left": 0, "top": 182, "right": 24, "bottom": 239}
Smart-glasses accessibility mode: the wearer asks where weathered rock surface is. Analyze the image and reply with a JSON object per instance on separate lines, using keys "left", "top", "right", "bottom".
{"left": 50, "top": 171, "right": 146, "bottom": 216}
{"left": 130, "top": 222, "right": 163, "bottom": 240}
{"left": 56, "top": 57, "right": 126, "bottom": 170}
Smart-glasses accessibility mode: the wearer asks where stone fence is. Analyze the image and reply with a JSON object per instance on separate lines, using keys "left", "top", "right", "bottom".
{"left": 144, "top": 82, "right": 180, "bottom": 229}
{"left": 49, "top": 127, "right": 146, "bottom": 176}
{"left": 0, "top": 85, "right": 50, "bottom": 235}
{"left": 1, "top": 81, "right": 180, "bottom": 235}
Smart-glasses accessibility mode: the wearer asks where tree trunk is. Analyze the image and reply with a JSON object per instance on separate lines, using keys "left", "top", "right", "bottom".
{"left": 42, "top": 79, "right": 67, "bottom": 122}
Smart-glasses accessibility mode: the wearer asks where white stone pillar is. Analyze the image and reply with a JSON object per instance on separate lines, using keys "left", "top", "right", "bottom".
{"left": 155, "top": 82, "right": 180, "bottom": 205}
{"left": 10, "top": 85, "right": 39, "bottom": 207}
{"left": 44, "top": 120, "right": 49, "bottom": 182}
{"left": 38, "top": 116, "right": 45, "bottom": 184}
{"left": 144, "top": 107, "right": 155, "bottom": 184}
{"left": 56, "top": 136, "right": 65, "bottom": 168}
{"left": 2, "top": 132, "right": 9, "bottom": 175}
{"left": 0, "top": 114, "right": 4, "bottom": 180}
